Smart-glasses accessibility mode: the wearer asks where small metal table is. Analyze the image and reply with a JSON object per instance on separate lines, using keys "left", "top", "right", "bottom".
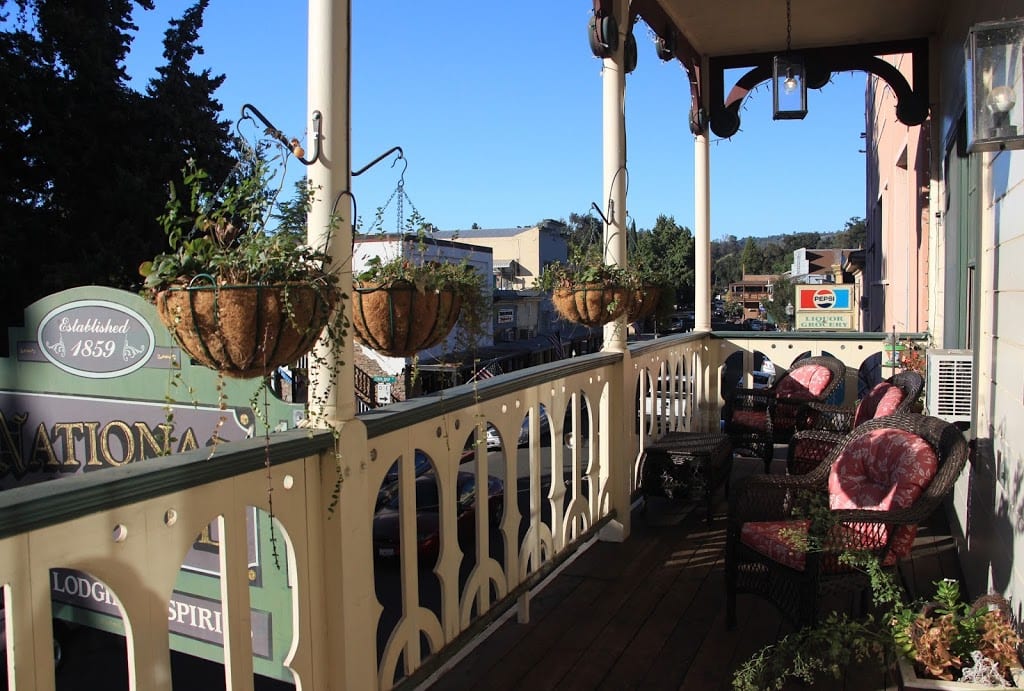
{"left": 638, "top": 431, "right": 733, "bottom": 523}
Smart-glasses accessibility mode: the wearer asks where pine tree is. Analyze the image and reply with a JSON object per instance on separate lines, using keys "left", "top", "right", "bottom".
{"left": 0, "top": 0, "right": 231, "bottom": 350}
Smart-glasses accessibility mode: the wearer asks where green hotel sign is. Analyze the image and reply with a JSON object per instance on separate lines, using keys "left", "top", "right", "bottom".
{"left": 0, "top": 286, "right": 305, "bottom": 682}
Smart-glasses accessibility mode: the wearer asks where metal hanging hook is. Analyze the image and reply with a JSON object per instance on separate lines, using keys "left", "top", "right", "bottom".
{"left": 239, "top": 103, "right": 322, "bottom": 165}
{"left": 590, "top": 201, "right": 612, "bottom": 226}
{"left": 352, "top": 146, "right": 405, "bottom": 177}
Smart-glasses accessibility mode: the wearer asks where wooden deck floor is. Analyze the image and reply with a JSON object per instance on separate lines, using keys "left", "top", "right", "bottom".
{"left": 419, "top": 450, "right": 964, "bottom": 691}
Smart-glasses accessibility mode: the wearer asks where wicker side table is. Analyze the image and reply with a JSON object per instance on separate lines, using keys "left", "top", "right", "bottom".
{"left": 638, "top": 431, "right": 733, "bottom": 523}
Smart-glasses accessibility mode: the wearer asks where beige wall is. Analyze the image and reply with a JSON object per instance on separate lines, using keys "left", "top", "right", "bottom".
{"left": 439, "top": 224, "right": 568, "bottom": 291}
{"left": 931, "top": 1, "right": 1024, "bottom": 607}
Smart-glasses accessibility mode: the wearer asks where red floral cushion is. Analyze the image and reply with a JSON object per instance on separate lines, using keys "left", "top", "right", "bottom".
{"left": 741, "top": 520, "right": 811, "bottom": 570}
{"left": 740, "top": 429, "right": 938, "bottom": 570}
{"left": 776, "top": 364, "right": 833, "bottom": 400}
{"left": 853, "top": 382, "right": 905, "bottom": 426}
{"left": 730, "top": 408, "right": 768, "bottom": 432}
{"left": 875, "top": 384, "right": 906, "bottom": 418}
{"left": 740, "top": 519, "right": 902, "bottom": 570}
{"left": 828, "top": 429, "right": 938, "bottom": 559}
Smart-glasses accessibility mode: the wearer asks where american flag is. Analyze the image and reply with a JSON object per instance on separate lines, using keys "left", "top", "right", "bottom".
{"left": 471, "top": 361, "right": 500, "bottom": 382}
{"left": 547, "top": 332, "right": 565, "bottom": 359}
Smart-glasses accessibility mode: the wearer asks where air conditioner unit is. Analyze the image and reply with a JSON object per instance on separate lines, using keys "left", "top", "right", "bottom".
{"left": 925, "top": 349, "right": 973, "bottom": 424}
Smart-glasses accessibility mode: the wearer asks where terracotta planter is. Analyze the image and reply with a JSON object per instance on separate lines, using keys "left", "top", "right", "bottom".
{"left": 627, "top": 284, "right": 662, "bottom": 322}
{"left": 897, "top": 657, "right": 1024, "bottom": 690}
{"left": 156, "top": 282, "right": 337, "bottom": 379}
{"left": 351, "top": 282, "right": 463, "bottom": 357}
{"left": 551, "top": 283, "right": 631, "bottom": 327}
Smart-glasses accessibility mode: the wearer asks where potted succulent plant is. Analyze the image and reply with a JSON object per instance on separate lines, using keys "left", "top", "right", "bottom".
{"left": 351, "top": 215, "right": 487, "bottom": 358}
{"left": 139, "top": 142, "right": 346, "bottom": 379}
{"left": 732, "top": 553, "right": 1024, "bottom": 691}
{"left": 892, "top": 578, "right": 1023, "bottom": 689}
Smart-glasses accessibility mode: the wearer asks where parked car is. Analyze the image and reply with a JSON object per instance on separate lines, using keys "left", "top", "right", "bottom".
{"left": 484, "top": 423, "right": 502, "bottom": 450}
{"left": 376, "top": 450, "right": 432, "bottom": 511}
{"left": 372, "top": 471, "right": 504, "bottom": 560}
{"left": 484, "top": 408, "right": 550, "bottom": 450}
{"left": 382, "top": 450, "right": 432, "bottom": 486}
{"left": 751, "top": 356, "right": 776, "bottom": 389}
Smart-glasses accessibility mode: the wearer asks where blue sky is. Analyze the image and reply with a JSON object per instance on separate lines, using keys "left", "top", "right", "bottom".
{"left": 126, "top": 1, "right": 867, "bottom": 239}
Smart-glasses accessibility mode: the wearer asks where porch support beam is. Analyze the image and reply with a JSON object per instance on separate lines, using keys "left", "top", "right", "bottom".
{"left": 694, "top": 131, "right": 711, "bottom": 333}
{"left": 308, "top": 0, "right": 355, "bottom": 425}
{"left": 306, "top": 2, "right": 378, "bottom": 690}
{"left": 599, "top": 0, "right": 630, "bottom": 543}
{"left": 601, "top": 9, "right": 628, "bottom": 354}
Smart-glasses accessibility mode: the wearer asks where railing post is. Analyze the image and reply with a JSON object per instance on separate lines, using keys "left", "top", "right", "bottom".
{"left": 312, "top": 421, "right": 378, "bottom": 689}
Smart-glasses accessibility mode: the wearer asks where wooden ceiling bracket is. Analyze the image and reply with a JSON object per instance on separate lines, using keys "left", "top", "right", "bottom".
{"left": 706, "top": 39, "right": 929, "bottom": 139}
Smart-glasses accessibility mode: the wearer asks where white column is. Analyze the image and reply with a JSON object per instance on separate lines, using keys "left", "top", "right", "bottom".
{"left": 598, "top": 0, "right": 630, "bottom": 544}
{"left": 694, "top": 131, "right": 712, "bottom": 333}
{"left": 601, "top": 5, "right": 628, "bottom": 353}
{"left": 308, "top": 0, "right": 355, "bottom": 424}
{"left": 305, "top": 3, "right": 378, "bottom": 691}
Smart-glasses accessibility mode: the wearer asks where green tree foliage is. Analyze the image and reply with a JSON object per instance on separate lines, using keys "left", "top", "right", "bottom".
{"left": 632, "top": 214, "right": 696, "bottom": 306}
{"left": 740, "top": 237, "right": 763, "bottom": 275}
{"left": 566, "top": 211, "right": 603, "bottom": 258}
{"left": 825, "top": 217, "right": 866, "bottom": 249}
{"left": 0, "top": 0, "right": 231, "bottom": 349}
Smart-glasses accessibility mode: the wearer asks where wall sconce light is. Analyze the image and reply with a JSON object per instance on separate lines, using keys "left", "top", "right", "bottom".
{"left": 965, "top": 18, "right": 1024, "bottom": 152}
{"left": 773, "top": 0, "right": 807, "bottom": 120}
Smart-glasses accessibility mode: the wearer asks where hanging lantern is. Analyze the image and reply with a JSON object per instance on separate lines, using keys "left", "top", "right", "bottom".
{"left": 773, "top": 54, "right": 807, "bottom": 120}
{"left": 772, "top": 0, "right": 807, "bottom": 120}
{"left": 965, "top": 18, "right": 1024, "bottom": 152}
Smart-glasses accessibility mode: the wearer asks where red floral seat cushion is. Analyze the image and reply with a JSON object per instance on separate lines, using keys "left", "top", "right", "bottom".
{"left": 776, "top": 365, "right": 833, "bottom": 400}
{"left": 852, "top": 382, "right": 905, "bottom": 427}
{"left": 730, "top": 364, "right": 835, "bottom": 435}
{"left": 730, "top": 408, "right": 769, "bottom": 432}
{"left": 740, "top": 429, "right": 938, "bottom": 570}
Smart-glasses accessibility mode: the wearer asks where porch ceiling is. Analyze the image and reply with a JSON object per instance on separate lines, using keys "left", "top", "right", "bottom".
{"left": 635, "top": 0, "right": 949, "bottom": 59}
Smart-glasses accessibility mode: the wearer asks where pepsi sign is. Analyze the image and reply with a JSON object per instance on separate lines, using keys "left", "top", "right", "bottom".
{"left": 798, "top": 287, "right": 851, "bottom": 310}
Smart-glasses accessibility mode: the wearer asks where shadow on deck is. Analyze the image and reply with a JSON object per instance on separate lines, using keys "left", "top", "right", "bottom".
{"left": 423, "top": 448, "right": 963, "bottom": 691}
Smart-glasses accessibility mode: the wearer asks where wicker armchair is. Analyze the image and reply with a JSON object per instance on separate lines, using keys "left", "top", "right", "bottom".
{"left": 787, "top": 370, "right": 924, "bottom": 474}
{"left": 725, "top": 413, "right": 968, "bottom": 629}
{"left": 723, "top": 354, "right": 846, "bottom": 472}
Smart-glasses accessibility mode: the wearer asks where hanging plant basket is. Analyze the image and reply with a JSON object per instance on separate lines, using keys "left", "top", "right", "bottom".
{"left": 351, "top": 281, "right": 463, "bottom": 357}
{"left": 627, "top": 284, "right": 663, "bottom": 322}
{"left": 551, "top": 283, "right": 632, "bottom": 327}
{"left": 156, "top": 281, "right": 337, "bottom": 379}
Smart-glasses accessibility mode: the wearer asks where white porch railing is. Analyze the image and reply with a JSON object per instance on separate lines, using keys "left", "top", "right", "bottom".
{"left": 0, "top": 331, "right": 915, "bottom": 689}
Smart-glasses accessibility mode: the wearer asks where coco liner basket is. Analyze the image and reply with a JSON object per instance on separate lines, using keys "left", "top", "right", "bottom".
{"left": 156, "top": 282, "right": 337, "bottom": 379}
{"left": 627, "top": 284, "right": 662, "bottom": 322}
{"left": 351, "top": 282, "right": 462, "bottom": 357}
{"left": 552, "top": 283, "right": 632, "bottom": 327}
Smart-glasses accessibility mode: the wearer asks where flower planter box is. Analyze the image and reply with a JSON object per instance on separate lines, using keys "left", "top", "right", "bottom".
{"left": 897, "top": 657, "right": 1024, "bottom": 690}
